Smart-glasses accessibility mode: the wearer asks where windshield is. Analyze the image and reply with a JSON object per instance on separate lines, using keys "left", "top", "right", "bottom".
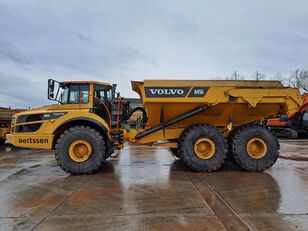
{"left": 59, "top": 87, "right": 69, "bottom": 104}
{"left": 59, "top": 84, "right": 89, "bottom": 104}
{"left": 48, "top": 79, "right": 89, "bottom": 104}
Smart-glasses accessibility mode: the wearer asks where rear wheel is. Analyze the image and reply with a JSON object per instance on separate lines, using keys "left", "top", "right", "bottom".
{"left": 178, "top": 124, "right": 227, "bottom": 172}
{"left": 55, "top": 126, "right": 107, "bottom": 174}
{"left": 230, "top": 125, "right": 279, "bottom": 171}
{"left": 0, "top": 139, "right": 5, "bottom": 145}
{"left": 169, "top": 148, "right": 181, "bottom": 158}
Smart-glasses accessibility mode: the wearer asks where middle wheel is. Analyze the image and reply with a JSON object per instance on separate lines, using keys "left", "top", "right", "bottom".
{"left": 178, "top": 124, "right": 227, "bottom": 172}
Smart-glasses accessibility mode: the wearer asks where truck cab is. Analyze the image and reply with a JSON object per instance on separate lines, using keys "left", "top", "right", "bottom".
{"left": 6, "top": 79, "right": 135, "bottom": 174}
{"left": 7, "top": 79, "right": 126, "bottom": 151}
{"left": 48, "top": 80, "right": 114, "bottom": 119}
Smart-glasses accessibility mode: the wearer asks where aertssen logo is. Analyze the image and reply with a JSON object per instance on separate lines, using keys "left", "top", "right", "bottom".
{"left": 18, "top": 138, "right": 49, "bottom": 144}
{"left": 145, "top": 86, "right": 208, "bottom": 98}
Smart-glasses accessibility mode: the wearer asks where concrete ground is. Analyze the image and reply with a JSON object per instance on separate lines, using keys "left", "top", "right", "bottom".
{"left": 0, "top": 140, "right": 307, "bottom": 231}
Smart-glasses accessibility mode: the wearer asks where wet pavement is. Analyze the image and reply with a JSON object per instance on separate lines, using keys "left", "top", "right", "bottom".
{"left": 0, "top": 140, "right": 307, "bottom": 231}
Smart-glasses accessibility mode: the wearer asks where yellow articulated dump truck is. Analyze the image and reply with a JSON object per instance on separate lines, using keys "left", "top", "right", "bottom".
{"left": 7, "top": 79, "right": 302, "bottom": 174}
{"left": 0, "top": 107, "right": 24, "bottom": 145}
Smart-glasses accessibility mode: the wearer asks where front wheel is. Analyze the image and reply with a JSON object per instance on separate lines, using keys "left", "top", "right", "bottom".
{"left": 55, "top": 126, "right": 107, "bottom": 174}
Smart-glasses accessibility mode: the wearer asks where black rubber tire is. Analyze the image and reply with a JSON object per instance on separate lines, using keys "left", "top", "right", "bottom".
{"left": 55, "top": 126, "right": 107, "bottom": 175}
{"left": 169, "top": 148, "right": 181, "bottom": 158}
{"left": 227, "top": 126, "right": 243, "bottom": 168}
{"left": 230, "top": 125, "right": 279, "bottom": 172}
{"left": 0, "top": 139, "right": 5, "bottom": 145}
{"left": 178, "top": 124, "right": 228, "bottom": 172}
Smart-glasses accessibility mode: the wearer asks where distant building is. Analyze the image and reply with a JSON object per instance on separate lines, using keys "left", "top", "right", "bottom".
{"left": 125, "top": 98, "right": 142, "bottom": 108}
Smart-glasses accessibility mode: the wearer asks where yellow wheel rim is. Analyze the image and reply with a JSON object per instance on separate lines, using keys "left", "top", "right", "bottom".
{"left": 194, "top": 138, "right": 216, "bottom": 160}
{"left": 69, "top": 140, "right": 92, "bottom": 163}
{"left": 246, "top": 138, "right": 267, "bottom": 159}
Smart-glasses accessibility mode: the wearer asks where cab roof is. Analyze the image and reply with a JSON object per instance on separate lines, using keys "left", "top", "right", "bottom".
{"left": 63, "top": 80, "right": 112, "bottom": 86}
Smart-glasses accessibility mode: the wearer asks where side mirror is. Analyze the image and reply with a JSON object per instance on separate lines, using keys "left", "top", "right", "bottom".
{"left": 48, "top": 79, "right": 63, "bottom": 102}
{"left": 48, "top": 79, "right": 55, "bottom": 100}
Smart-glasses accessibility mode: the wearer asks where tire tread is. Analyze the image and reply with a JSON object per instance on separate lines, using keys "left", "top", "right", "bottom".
{"left": 178, "top": 124, "right": 228, "bottom": 172}
{"left": 55, "top": 125, "right": 106, "bottom": 175}
{"left": 230, "top": 124, "right": 279, "bottom": 172}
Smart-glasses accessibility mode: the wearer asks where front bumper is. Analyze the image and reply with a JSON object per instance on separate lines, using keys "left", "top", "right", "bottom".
{"left": 6, "top": 134, "right": 54, "bottom": 150}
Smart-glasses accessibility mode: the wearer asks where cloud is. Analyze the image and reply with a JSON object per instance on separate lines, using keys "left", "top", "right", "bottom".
{"left": 0, "top": 0, "right": 308, "bottom": 107}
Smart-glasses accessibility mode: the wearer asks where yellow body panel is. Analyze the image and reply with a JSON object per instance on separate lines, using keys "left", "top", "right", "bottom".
{"left": 1, "top": 107, "right": 25, "bottom": 142}
{"left": 6, "top": 134, "right": 54, "bottom": 149}
{"left": 7, "top": 109, "right": 110, "bottom": 149}
{"left": 63, "top": 80, "right": 112, "bottom": 86}
{"left": 0, "top": 127, "right": 10, "bottom": 140}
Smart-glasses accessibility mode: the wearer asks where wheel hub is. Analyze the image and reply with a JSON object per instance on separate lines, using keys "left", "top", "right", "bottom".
{"left": 194, "top": 138, "right": 216, "bottom": 160}
{"left": 69, "top": 140, "right": 92, "bottom": 162}
{"left": 246, "top": 138, "right": 267, "bottom": 159}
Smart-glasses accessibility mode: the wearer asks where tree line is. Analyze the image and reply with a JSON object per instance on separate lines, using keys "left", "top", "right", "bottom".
{"left": 215, "top": 69, "right": 308, "bottom": 93}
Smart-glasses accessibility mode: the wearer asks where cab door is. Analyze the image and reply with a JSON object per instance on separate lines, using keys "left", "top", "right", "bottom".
{"left": 93, "top": 84, "right": 112, "bottom": 120}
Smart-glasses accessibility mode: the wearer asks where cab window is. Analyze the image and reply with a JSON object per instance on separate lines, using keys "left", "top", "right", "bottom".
{"left": 303, "top": 112, "right": 308, "bottom": 121}
{"left": 94, "top": 84, "right": 112, "bottom": 101}
{"left": 60, "top": 84, "right": 89, "bottom": 104}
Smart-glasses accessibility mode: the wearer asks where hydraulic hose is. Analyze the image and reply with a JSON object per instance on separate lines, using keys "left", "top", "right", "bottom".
{"left": 135, "top": 105, "right": 211, "bottom": 140}
{"left": 120, "top": 107, "right": 148, "bottom": 128}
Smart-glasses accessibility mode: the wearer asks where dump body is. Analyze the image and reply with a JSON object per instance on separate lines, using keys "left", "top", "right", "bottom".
{"left": 131, "top": 80, "right": 302, "bottom": 144}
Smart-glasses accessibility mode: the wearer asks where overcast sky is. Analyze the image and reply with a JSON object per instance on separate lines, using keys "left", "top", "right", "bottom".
{"left": 0, "top": 0, "right": 307, "bottom": 108}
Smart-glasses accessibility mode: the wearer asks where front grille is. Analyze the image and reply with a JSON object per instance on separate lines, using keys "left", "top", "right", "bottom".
{"left": 15, "top": 123, "right": 42, "bottom": 133}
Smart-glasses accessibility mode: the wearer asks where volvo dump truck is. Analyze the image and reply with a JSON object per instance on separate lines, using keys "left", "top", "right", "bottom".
{"left": 0, "top": 107, "right": 24, "bottom": 144}
{"left": 7, "top": 79, "right": 302, "bottom": 174}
